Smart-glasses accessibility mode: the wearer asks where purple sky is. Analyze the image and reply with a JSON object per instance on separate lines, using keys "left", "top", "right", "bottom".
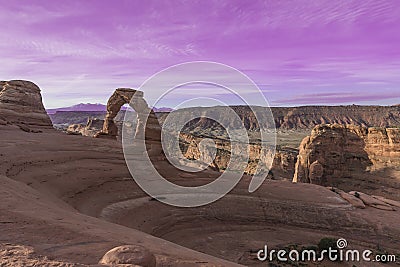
{"left": 1, "top": 0, "right": 400, "bottom": 108}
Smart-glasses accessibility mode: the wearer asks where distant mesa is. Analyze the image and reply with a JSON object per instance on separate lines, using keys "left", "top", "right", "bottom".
{"left": 0, "top": 80, "right": 52, "bottom": 129}
{"left": 153, "top": 107, "right": 174, "bottom": 112}
{"left": 46, "top": 103, "right": 173, "bottom": 114}
{"left": 46, "top": 103, "right": 108, "bottom": 114}
{"left": 155, "top": 105, "right": 400, "bottom": 132}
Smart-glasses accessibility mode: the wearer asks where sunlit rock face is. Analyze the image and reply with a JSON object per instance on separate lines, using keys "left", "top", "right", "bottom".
{"left": 98, "top": 88, "right": 161, "bottom": 141}
{"left": 0, "top": 80, "right": 52, "bottom": 127}
{"left": 67, "top": 118, "right": 105, "bottom": 137}
{"left": 293, "top": 124, "right": 400, "bottom": 185}
{"left": 366, "top": 127, "right": 400, "bottom": 169}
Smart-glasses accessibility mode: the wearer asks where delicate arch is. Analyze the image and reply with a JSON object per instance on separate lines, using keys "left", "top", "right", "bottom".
{"left": 101, "top": 88, "right": 161, "bottom": 141}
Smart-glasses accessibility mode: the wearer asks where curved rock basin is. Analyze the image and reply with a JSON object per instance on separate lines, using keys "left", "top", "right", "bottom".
{"left": 1, "top": 127, "right": 399, "bottom": 266}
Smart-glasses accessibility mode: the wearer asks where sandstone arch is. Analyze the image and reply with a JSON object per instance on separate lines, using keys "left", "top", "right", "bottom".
{"left": 100, "top": 88, "right": 161, "bottom": 141}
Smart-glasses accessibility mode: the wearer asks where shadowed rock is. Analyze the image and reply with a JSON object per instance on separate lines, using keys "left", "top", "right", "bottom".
{"left": 293, "top": 124, "right": 373, "bottom": 185}
{"left": 293, "top": 124, "right": 400, "bottom": 186}
{"left": 308, "top": 160, "right": 324, "bottom": 184}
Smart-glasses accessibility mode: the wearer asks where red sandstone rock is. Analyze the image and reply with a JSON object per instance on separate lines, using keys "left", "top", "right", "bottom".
{"left": 99, "top": 245, "right": 156, "bottom": 267}
{"left": 0, "top": 80, "right": 52, "bottom": 128}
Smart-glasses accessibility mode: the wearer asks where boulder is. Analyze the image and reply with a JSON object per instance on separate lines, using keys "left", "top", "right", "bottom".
{"left": 99, "top": 245, "right": 156, "bottom": 267}
{"left": 372, "top": 195, "right": 400, "bottom": 208}
{"left": 0, "top": 80, "right": 52, "bottom": 128}
{"left": 336, "top": 190, "right": 365, "bottom": 209}
{"left": 349, "top": 191, "right": 395, "bottom": 211}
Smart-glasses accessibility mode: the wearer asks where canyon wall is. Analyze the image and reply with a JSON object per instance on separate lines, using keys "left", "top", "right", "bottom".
{"left": 293, "top": 124, "right": 400, "bottom": 185}
{"left": 179, "top": 133, "right": 297, "bottom": 178}
{"left": 157, "top": 105, "right": 400, "bottom": 133}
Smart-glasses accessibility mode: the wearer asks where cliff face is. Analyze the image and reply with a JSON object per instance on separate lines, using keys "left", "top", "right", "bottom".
{"left": 157, "top": 105, "right": 400, "bottom": 133}
{"left": 365, "top": 127, "right": 400, "bottom": 169}
{"left": 178, "top": 133, "right": 296, "bottom": 178}
{"left": 293, "top": 124, "right": 400, "bottom": 185}
{"left": 0, "top": 80, "right": 52, "bottom": 128}
{"left": 272, "top": 105, "right": 400, "bottom": 129}
{"left": 67, "top": 118, "right": 106, "bottom": 137}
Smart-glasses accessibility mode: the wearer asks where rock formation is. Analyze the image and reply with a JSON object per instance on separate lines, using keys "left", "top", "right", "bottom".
{"left": 365, "top": 127, "right": 400, "bottom": 169}
{"left": 348, "top": 191, "right": 396, "bottom": 211}
{"left": 99, "top": 245, "right": 156, "bottom": 267}
{"left": 308, "top": 160, "right": 324, "bottom": 184}
{"left": 329, "top": 187, "right": 400, "bottom": 211}
{"left": 178, "top": 132, "right": 296, "bottom": 177}
{"left": 97, "top": 88, "right": 161, "bottom": 141}
{"left": 272, "top": 105, "right": 400, "bottom": 129}
{"left": 157, "top": 105, "right": 400, "bottom": 132}
{"left": 67, "top": 117, "right": 105, "bottom": 137}
{"left": 329, "top": 187, "right": 366, "bottom": 208}
{"left": 293, "top": 124, "right": 400, "bottom": 185}
{"left": 0, "top": 80, "right": 52, "bottom": 128}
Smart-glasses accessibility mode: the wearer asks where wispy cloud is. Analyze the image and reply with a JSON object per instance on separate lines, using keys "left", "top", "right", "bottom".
{"left": 0, "top": 0, "right": 399, "bottom": 107}
{"left": 273, "top": 91, "right": 400, "bottom": 106}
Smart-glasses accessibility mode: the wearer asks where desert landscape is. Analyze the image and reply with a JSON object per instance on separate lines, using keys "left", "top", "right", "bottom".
{"left": 1, "top": 1, "right": 400, "bottom": 266}
{"left": 1, "top": 80, "right": 399, "bottom": 266}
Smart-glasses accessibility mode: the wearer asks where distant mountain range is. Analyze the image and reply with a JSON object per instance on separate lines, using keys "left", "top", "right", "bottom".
{"left": 46, "top": 103, "right": 173, "bottom": 114}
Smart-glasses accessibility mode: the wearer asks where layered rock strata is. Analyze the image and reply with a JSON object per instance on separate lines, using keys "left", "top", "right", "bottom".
{"left": 0, "top": 80, "right": 52, "bottom": 128}
{"left": 97, "top": 88, "right": 161, "bottom": 141}
{"left": 293, "top": 124, "right": 400, "bottom": 185}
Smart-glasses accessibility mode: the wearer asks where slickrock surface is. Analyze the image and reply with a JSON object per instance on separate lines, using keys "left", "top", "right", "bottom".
{"left": 1, "top": 82, "right": 399, "bottom": 266}
{"left": 1, "top": 126, "right": 399, "bottom": 266}
{"left": 0, "top": 80, "right": 52, "bottom": 128}
{"left": 0, "top": 243, "right": 85, "bottom": 267}
{"left": 372, "top": 195, "right": 400, "bottom": 208}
